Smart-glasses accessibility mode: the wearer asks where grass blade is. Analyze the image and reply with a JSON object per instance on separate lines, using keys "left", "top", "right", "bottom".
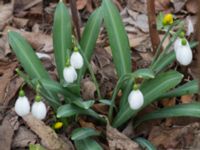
{"left": 112, "top": 70, "right": 183, "bottom": 128}
{"left": 102, "top": 0, "right": 131, "bottom": 77}
{"left": 134, "top": 103, "right": 200, "bottom": 128}
{"left": 53, "top": 1, "right": 72, "bottom": 82}
{"left": 78, "top": 8, "right": 103, "bottom": 82}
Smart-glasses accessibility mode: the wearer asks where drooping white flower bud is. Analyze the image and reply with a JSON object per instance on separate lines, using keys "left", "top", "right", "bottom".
{"left": 174, "top": 38, "right": 193, "bottom": 66}
{"left": 175, "top": 44, "right": 193, "bottom": 66}
{"left": 70, "top": 51, "right": 84, "bottom": 69}
{"left": 14, "top": 90, "right": 30, "bottom": 117}
{"left": 31, "top": 99, "right": 47, "bottom": 120}
{"left": 63, "top": 66, "right": 77, "bottom": 83}
{"left": 128, "top": 89, "right": 144, "bottom": 110}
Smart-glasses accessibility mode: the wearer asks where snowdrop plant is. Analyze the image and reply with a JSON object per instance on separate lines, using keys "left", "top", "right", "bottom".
{"left": 14, "top": 89, "right": 30, "bottom": 117}
{"left": 8, "top": 0, "right": 199, "bottom": 149}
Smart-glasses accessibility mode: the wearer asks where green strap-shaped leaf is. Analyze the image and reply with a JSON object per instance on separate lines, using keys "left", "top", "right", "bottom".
{"left": 8, "top": 31, "right": 60, "bottom": 108}
{"left": 134, "top": 103, "right": 200, "bottom": 128}
{"left": 112, "top": 70, "right": 183, "bottom": 128}
{"left": 8, "top": 31, "right": 50, "bottom": 79}
{"left": 71, "top": 128, "right": 100, "bottom": 141}
{"left": 53, "top": 1, "right": 72, "bottom": 82}
{"left": 134, "top": 138, "right": 156, "bottom": 150}
{"left": 78, "top": 8, "right": 103, "bottom": 82}
{"left": 57, "top": 104, "right": 105, "bottom": 123}
{"left": 161, "top": 80, "right": 199, "bottom": 98}
{"left": 102, "top": 0, "right": 131, "bottom": 77}
{"left": 74, "top": 138, "right": 103, "bottom": 150}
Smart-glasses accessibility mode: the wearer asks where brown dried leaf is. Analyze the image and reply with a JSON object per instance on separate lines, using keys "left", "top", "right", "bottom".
{"left": 106, "top": 124, "right": 141, "bottom": 150}
{"left": 81, "top": 78, "right": 97, "bottom": 99}
{"left": 180, "top": 95, "right": 193, "bottom": 103}
{"left": 186, "top": 0, "right": 198, "bottom": 14}
{"left": 12, "top": 127, "right": 37, "bottom": 148}
{"left": 23, "top": 114, "right": 74, "bottom": 150}
{"left": 76, "top": 0, "right": 87, "bottom": 10}
{"left": 0, "top": 111, "right": 19, "bottom": 150}
{"left": 148, "top": 123, "right": 200, "bottom": 149}
{"left": 172, "top": 0, "right": 187, "bottom": 12}
{"left": 0, "top": 2, "right": 13, "bottom": 31}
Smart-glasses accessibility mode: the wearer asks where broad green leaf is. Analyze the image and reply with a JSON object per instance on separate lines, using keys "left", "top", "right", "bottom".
{"left": 99, "top": 99, "right": 112, "bottom": 106}
{"left": 134, "top": 103, "right": 200, "bottom": 128}
{"left": 53, "top": 1, "right": 72, "bottom": 82}
{"left": 102, "top": 0, "right": 131, "bottom": 77}
{"left": 112, "top": 70, "right": 183, "bottom": 127}
{"left": 29, "top": 144, "right": 45, "bottom": 150}
{"left": 57, "top": 104, "right": 105, "bottom": 123}
{"left": 71, "top": 128, "right": 100, "bottom": 140}
{"left": 152, "top": 51, "right": 175, "bottom": 73}
{"left": 161, "top": 80, "right": 199, "bottom": 98}
{"left": 8, "top": 31, "right": 50, "bottom": 79}
{"left": 74, "top": 138, "right": 103, "bottom": 150}
{"left": 134, "top": 138, "right": 156, "bottom": 150}
{"left": 78, "top": 8, "right": 103, "bottom": 82}
{"left": 8, "top": 31, "right": 60, "bottom": 108}
{"left": 72, "top": 100, "right": 95, "bottom": 109}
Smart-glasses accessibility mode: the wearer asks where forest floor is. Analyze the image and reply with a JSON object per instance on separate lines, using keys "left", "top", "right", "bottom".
{"left": 0, "top": 0, "right": 200, "bottom": 149}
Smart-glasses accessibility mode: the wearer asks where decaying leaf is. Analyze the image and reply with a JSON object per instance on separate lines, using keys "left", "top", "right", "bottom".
{"left": 23, "top": 114, "right": 74, "bottom": 150}
{"left": 81, "top": 78, "right": 97, "bottom": 99}
{"left": 106, "top": 124, "right": 141, "bottom": 150}
{"left": 0, "top": 1, "right": 13, "bottom": 31}
{"left": 0, "top": 111, "right": 19, "bottom": 150}
{"left": 186, "top": 0, "right": 198, "bottom": 14}
{"left": 12, "top": 126, "right": 37, "bottom": 148}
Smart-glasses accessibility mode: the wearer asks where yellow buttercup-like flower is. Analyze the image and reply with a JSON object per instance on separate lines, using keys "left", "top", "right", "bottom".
{"left": 54, "top": 122, "right": 63, "bottom": 129}
{"left": 163, "top": 13, "right": 173, "bottom": 25}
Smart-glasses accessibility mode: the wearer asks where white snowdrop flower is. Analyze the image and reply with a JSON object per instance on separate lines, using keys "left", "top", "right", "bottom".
{"left": 186, "top": 18, "right": 194, "bottom": 36}
{"left": 14, "top": 90, "right": 30, "bottom": 117}
{"left": 63, "top": 66, "right": 77, "bottom": 83}
{"left": 70, "top": 51, "right": 84, "bottom": 69}
{"left": 31, "top": 100, "right": 47, "bottom": 120}
{"left": 175, "top": 43, "right": 193, "bottom": 66}
{"left": 128, "top": 89, "right": 144, "bottom": 110}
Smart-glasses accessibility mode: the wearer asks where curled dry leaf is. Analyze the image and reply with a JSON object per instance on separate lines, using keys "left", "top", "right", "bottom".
{"left": 0, "top": 111, "right": 19, "bottom": 150}
{"left": 23, "top": 114, "right": 74, "bottom": 150}
{"left": 106, "top": 124, "right": 141, "bottom": 150}
{"left": 12, "top": 127, "right": 37, "bottom": 148}
{"left": 0, "top": 2, "right": 13, "bottom": 31}
{"left": 186, "top": 0, "right": 198, "bottom": 14}
{"left": 148, "top": 123, "right": 200, "bottom": 149}
{"left": 81, "top": 78, "right": 97, "bottom": 99}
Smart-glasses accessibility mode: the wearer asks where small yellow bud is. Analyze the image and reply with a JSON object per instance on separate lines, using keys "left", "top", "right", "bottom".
{"left": 163, "top": 13, "right": 173, "bottom": 25}
{"left": 54, "top": 122, "right": 63, "bottom": 129}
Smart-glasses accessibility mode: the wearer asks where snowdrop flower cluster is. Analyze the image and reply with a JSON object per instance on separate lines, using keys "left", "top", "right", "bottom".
{"left": 128, "top": 84, "right": 144, "bottom": 110}
{"left": 63, "top": 47, "right": 84, "bottom": 84}
{"left": 15, "top": 90, "right": 47, "bottom": 120}
{"left": 174, "top": 36, "right": 193, "bottom": 66}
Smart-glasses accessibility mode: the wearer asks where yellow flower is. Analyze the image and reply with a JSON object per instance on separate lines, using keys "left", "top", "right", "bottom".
{"left": 54, "top": 122, "right": 63, "bottom": 129}
{"left": 163, "top": 13, "right": 173, "bottom": 25}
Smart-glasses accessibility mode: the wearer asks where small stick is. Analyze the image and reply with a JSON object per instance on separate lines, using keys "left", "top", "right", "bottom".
{"left": 147, "top": 0, "right": 161, "bottom": 55}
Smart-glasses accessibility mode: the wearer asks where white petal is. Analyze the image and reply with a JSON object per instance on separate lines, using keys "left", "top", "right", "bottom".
{"left": 186, "top": 18, "right": 194, "bottom": 36}
{"left": 63, "top": 66, "right": 77, "bottom": 83}
{"left": 128, "top": 90, "right": 144, "bottom": 110}
{"left": 175, "top": 45, "right": 193, "bottom": 66}
{"left": 14, "top": 96, "right": 30, "bottom": 116}
{"left": 31, "top": 101, "right": 47, "bottom": 120}
{"left": 70, "top": 52, "right": 84, "bottom": 69}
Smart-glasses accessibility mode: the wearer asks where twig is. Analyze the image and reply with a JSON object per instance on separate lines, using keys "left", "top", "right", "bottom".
{"left": 147, "top": 0, "right": 161, "bottom": 55}
{"left": 69, "top": 0, "right": 81, "bottom": 41}
{"left": 192, "top": 0, "right": 200, "bottom": 99}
